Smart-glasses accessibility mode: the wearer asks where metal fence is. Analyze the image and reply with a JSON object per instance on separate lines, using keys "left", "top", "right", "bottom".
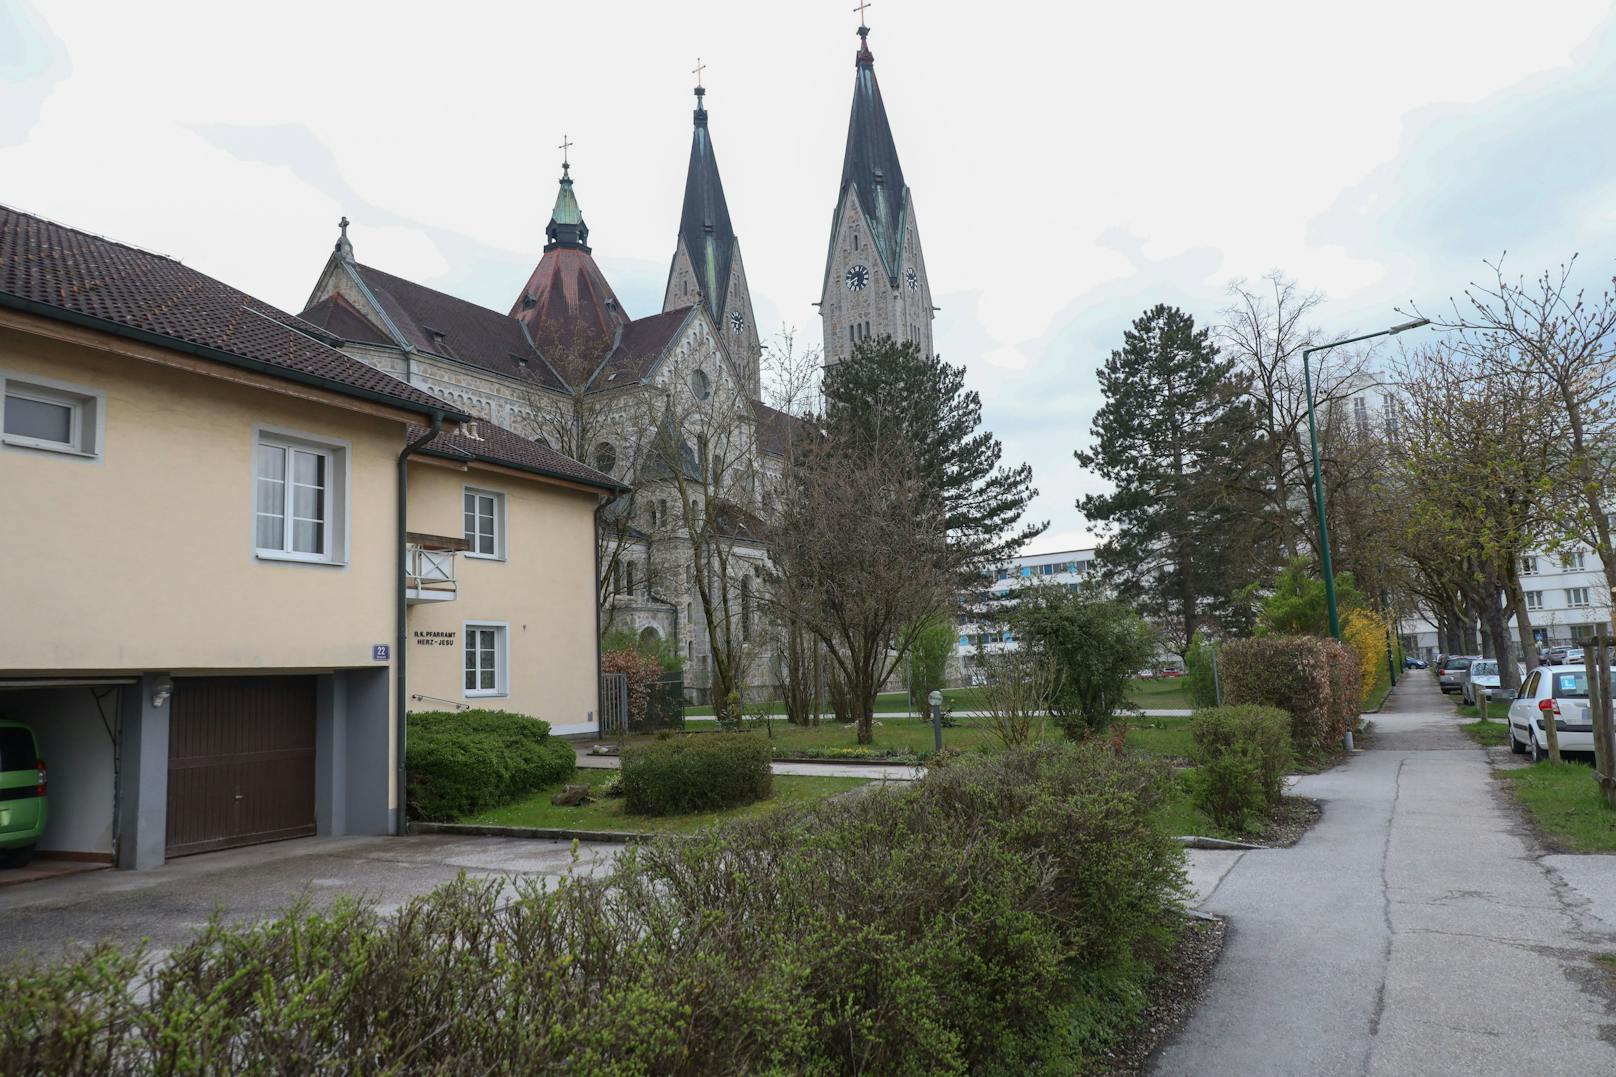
{"left": 601, "top": 673, "right": 629, "bottom": 737}
{"left": 599, "top": 671, "right": 686, "bottom": 736}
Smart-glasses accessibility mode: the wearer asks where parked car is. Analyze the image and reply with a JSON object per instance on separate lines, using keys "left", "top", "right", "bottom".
{"left": 1404, "top": 656, "right": 1428, "bottom": 670}
{"left": 1541, "top": 646, "right": 1585, "bottom": 666}
{"left": 1437, "top": 655, "right": 1479, "bottom": 694}
{"left": 1507, "top": 666, "right": 1603, "bottom": 762}
{"left": 1461, "top": 659, "right": 1520, "bottom": 705}
{"left": 0, "top": 721, "right": 46, "bottom": 869}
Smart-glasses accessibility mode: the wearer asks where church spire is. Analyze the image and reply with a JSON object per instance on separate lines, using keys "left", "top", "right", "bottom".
{"left": 676, "top": 71, "right": 736, "bottom": 322}
{"left": 840, "top": 23, "right": 907, "bottom": 282}
{"left": 545, "top": 136, "right": 590, "bottom": 252}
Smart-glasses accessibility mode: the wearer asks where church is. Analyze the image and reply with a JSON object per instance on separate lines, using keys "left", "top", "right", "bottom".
{"left": 297, "top": 23, "right": 935, "bottom": 704}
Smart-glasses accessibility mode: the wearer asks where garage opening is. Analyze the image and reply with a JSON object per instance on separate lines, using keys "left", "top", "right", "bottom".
{"left": 0, "top": 683, "right": 122, "bottom": 870}
{"left": 166, "top": 676, "right": 316, "bottom": 857}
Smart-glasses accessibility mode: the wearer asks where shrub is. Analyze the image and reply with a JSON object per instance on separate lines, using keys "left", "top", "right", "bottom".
{"left": 405, "top": 710, "right": 575, "bottom": 821}
{"left": 1219, "top": 636, "right": 1363, "bottom": 752}
{"left": 0, "top": 745, "right": 1186, "bottom": 1075}
{"left": 1322, "top": 638, "right": 1363, "bottom": 739}
{"left": 601, "top": 647, "right": 670, "bottom": 730}
{"left": 1183, "top": 632, "right": 1221, "bottom": 709}
{"left": 1342, "top": 608, "right": 1389, "bottom": 705}
{"left": 1187, "top": 705, "right": 1293, "bottom": 831}
{"left": 620, "top": 733, "right": 772, "bottom": 816}
{"left": 1010, "top": 586, "right": 1157, "bottom": 737}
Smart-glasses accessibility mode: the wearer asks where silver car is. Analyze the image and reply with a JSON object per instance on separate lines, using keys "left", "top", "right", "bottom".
{"left": 1438, "top": 656, "right": 1479, "bottom": 694}
{"left": 1461, "top": 659, "right": 1519, "bottom": 705}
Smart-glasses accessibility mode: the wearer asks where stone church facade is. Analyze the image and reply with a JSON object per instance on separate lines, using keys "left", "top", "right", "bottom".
{"left": 297, "top": 25, "right": 932, "bottom": 703}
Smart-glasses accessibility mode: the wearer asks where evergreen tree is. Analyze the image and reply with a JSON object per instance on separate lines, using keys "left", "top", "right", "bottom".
{"left": 1075, "top": 304, "right": 1266, "bottom": 654}
{"left": 823, "top": 338, "right": 1046, "bottom": 575}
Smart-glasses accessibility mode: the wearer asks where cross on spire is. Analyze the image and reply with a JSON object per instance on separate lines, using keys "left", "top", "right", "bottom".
{"left": 692, "top": 56, "right": 706, "bottom": 87}
{"left": 557, "top": 134, "right": 574, "bottom": 173}
{"left": 853, "top": 0, "right": 871, "bottom": 29}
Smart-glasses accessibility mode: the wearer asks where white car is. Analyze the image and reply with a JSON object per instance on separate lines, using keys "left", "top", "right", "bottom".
{"left": 1461, "top": 659, "right": 1520, "bottom": 705}
{"left": 1506, "top": 665, "right": 1601, "bottom": 761}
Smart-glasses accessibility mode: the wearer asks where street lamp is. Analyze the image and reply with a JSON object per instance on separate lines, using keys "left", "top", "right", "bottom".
{"left": 1302, "top": 317, "right": 1430, "bottom": 641}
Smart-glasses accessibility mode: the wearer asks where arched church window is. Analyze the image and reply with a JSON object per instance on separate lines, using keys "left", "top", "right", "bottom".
{"left": 853, "top": 233, "right": 860, "bottom": 251}
{"left": 593, "top": 441, "right": 617, "bottom": 474}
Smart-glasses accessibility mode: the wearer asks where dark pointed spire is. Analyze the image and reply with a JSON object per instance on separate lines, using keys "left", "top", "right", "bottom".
{"left": 545, "top": 145, "right": 590, "bottom": 252}
{"left": 334, "top": 215, "right": 354, "bottom": 262}
{"left": 840, "top": 24, "right": 907, "bottom": 282}
{"left": 677, "top": 74, "right": 736, "bottom": 321}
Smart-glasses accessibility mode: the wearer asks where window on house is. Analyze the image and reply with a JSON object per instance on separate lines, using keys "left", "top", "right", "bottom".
{"left": 2, "top": 374, "right": 102, "bottom": 456}
{"left": 1566, "top": 587, "right": 1591, "bottom": 609}
{"left": 1520, "top": 556, "right": 1538, "bottom": 576}
{"left": 849, "top": 325, "right": 855, "bottom": 345}
{"left": 464, "top": 624, "right": 506, "bottom": 696}
{"left": 741, "top": 576, "right": 753, "bottom": 640}
{"left": 1562, "top": 551, "right": 1586, "bottom": 571}
{"left": 852, "top": 233, "right": 859, "bottom": 250}
{"left": 255, "top": 434, "right": 345, "bottom": 562}
{"left": 863, "top": 321, "right": 871, "bottom": 339}
{"left": 1353, "top": 396, "right": 1369, "bottom": 437}
{"left": 626, "top": 561, "right": 637, "bottom": 597}
{"left": 1525, "top": 590, "right": 1544, "bottom": 611}
{"left": 463, "top": 488, "right": 503, "bottom": 558}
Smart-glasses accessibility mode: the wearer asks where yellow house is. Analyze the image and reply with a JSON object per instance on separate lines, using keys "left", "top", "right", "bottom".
{"left": 0, "top": 206, "right": 616, "bottom": 870}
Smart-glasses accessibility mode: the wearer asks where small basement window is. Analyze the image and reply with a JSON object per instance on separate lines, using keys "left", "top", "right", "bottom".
{"left": 1, "top": 373, "right": 103, "bottom": 457}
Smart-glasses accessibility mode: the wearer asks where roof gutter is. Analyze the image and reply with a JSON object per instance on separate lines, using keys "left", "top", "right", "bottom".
{"left": 0, "top": 292, "right": 470, "bottom": 423}
{"left": 396, "top": 414, "right": 445, "bottom": 836}
{"left": 414, "top": 445, "right": 629, "bottom": 496}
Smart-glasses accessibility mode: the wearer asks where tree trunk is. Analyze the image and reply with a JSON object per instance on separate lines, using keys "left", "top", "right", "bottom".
{"left": 1594, "top": 635, "right": 1616, "bottom": 808}
{"left": 1505, "top": 566, "right": 1540, "bottom": 676}
{"left": 1482, "top": 601, "right": 1512, "bottom": 693}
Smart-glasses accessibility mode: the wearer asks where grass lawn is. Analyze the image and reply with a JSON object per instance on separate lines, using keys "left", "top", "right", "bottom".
{"left": 1460, "top": 718, "right": 1512, "bottom": 747}
{"left": 1365, "top": 677, "right": 1393, "bottom": 712}
{"left": 1123, "top": 714, "right": 1194, "bottom": 759}
{"left": 682, "top": 686, "right": 988, "bottom": 718}
{"left": 1501, "top": 760, "right": 1616, "bottom": 853}
{"left": 1128, "top": 677, "right": 1191, "bottom": 711}
{"left": 459, "top": 769, "right": 872, "bottom": 834}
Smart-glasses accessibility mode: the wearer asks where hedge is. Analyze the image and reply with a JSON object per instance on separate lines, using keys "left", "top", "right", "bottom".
{"left": 1188, "top": 705, "right": 1294, "bottom": 831}
{"left": 405, "top": 709, "right": 575, "bottom": 821}
{"left": 0, "top": 745, "right": 1187, "bottom": 1074}
{"left": 1218, "top": 635, "right": 1361, "bottom": 752}
{"left": 620, "top": 733, "right": 772, "bottom": 816}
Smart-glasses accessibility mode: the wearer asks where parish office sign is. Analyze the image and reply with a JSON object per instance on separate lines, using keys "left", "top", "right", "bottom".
{"left": 414, "top": 630, "right": 456, "bottom": 647}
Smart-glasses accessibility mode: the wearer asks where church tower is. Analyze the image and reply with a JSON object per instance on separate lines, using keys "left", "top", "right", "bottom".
{"left": 511, "top": 156, "right": 629, "bottom": 356}
{"left": 819, "top": 23, "right": 934, "bottom": 367}
{"left": 664, "top": 74, "right": 762, "bottom": 399}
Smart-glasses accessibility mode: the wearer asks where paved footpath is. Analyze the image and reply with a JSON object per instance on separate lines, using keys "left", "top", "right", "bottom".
{"left": 1153, "top": 675, "right": 1616, "bottom": 1076}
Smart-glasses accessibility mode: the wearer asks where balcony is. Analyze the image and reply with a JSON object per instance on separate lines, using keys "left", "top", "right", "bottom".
{"left": 405, "top": 532, "right": 466, "bottom": 603}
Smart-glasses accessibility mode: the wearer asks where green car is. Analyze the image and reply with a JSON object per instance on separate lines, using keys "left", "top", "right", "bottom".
{"left": 0, "top": 720, "right": 46, "bottom": 868}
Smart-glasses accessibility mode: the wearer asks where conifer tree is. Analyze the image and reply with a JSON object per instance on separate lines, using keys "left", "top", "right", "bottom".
{"left": 823, "top": 338, "right": 1046, "bottom": 576}
{"left": 1076, "top": 304, "right": 1266, "bottom": 654}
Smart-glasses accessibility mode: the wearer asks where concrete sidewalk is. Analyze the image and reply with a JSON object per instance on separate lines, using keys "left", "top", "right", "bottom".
{"left": 1154, "top": 675, "right": 1616, "bottom": 1075}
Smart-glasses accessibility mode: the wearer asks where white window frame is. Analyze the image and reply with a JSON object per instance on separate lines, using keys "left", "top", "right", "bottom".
{"left": 462, "top": 485, "right": 505, "bottom": 560}
{"left": 463, "top": 621, "right": 509, "bottom": 698}
{"left": 252, "top": 426, "right": 350, "bottom": 566}
{"left": 1524, "top": 590, "right": 1543, "bottom": 611}
{"left": 1520, "top": 556, "right": 1538, "bottom": 576}
{"left": 1561, "top": 551, "right": 1586, "bottom": 571}
{"left": 1566, "top": 587, "right": 1591, "bottom": 610}
{"left": 0, "top": 370, "right": 105, "bottom": 458}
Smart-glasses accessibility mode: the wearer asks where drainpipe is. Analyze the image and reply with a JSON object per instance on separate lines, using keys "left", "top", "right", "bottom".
{"left": 396, "top": 414, "right": 444, "bottom": 836}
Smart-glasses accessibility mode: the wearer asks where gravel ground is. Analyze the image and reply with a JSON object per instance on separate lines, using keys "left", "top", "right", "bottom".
{"left": 1254, "top": 796, "right": 1321, "bottom": 848}
{"left": 1097, "top": 916, "right": 1228, "bottom": 1076}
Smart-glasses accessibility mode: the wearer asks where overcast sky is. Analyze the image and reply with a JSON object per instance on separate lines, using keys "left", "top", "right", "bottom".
{"left": 7, "top": 1, "right": 1616, "bottom": 551}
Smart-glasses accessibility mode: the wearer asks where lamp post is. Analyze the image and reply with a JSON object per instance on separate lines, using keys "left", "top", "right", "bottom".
{"left": 1301, "top": 317, "right": 1430, "bottom": 641}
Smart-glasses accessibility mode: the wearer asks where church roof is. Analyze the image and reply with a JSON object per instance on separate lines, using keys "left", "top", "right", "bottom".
{"left": 0, "top": 203, "right": 458, "bottom": 418}
{"left": 751, "top": 399, "right": 815, "bottom": 458}
{"left": 299, "top": 292, "right": 392, "bottom": 347}
{"left": 839, "top": 27, "right": 909, "bottom": 282}
{"left": 511, "top": 169, "right": 629, "bottom": 357}
{"left": 587, "top": 306, "right": 696, "bottom": 390}
{"left": 333, "top": 262, "right": 569, "bottom": 393}
{"left": 677, "top": 87, "right": 737, "bottom": 322}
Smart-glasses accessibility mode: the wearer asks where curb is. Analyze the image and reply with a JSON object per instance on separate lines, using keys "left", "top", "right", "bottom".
{"left": 1175, "top": 835, "right": 1265, "bottom": 850}
{"left": 409, "top": 821, "right": 654, "bottom": 844}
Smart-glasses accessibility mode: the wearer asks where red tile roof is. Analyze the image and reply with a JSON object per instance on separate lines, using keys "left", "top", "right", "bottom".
{"left": 344, "top": 263, "right": 569, "bottom": 393}
{"left": 0, "top": 205, "right": 459, "bottom": 417}
{"left": 413, "top": 419, "right": 624, "bottom": 492}
{"left": 509, "top": 245, "right": 628, "bottom": 355}
{"left": 751, "top": 399, "right": 816, "bottom": 457}
{"left": 299, "top": 292, "right": 392, "bottom": 347}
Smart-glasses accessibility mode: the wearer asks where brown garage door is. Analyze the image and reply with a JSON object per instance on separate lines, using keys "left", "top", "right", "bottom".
{"left": 166, "top": 676, "right": 317, "bottom": 857}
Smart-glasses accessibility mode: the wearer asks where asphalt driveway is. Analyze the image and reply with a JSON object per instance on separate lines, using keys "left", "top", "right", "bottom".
{"left": 0, "top": 833, "right": 622, "bottom": 965}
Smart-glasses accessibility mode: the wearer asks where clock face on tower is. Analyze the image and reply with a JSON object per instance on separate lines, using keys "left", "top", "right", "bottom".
{"left": 729, "top": 311, "right": 745, "bottom": 332}
{"left": 845, "top": 264, "right": 870, "bottom": 292}
{"left": 905, "top": 268, "right": 918, "bottom": 291}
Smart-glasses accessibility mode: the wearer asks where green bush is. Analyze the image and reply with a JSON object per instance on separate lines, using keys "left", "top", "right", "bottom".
{"left": 1218, "top": 635, "right": 1359, "bottom": 752}
{"left": 1187, "top": 705, "right": 1293, "bottom": 831}
{"left": 405, "top": 709, "right": 575, "bottom": 822}
{"left": 1010, "top": 586, "right": 1157, "bottom": 737}
{"left": 0, "top": 745, "right": 1186, "bottom": 1074}
{"left": 620, "top": 733, "right": 772, "bottom": 816}
{"left": 1183, "top": 632, "right": 1221, "bottom": 709}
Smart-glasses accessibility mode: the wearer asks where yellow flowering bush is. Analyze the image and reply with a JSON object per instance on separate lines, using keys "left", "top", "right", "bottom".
{"left": 1343, "top": 608, "right": 1392, "bottom": 705}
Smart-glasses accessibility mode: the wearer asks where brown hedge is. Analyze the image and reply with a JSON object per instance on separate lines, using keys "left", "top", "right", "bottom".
{"left": 1218, "top": 635, "right": 1361, "bottom": 751}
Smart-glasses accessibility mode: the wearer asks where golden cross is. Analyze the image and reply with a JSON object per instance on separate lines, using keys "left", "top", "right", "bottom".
{"left": 853, "top": 0, "right": 872, "bottom": 26}
{"left": 692, "top": 57, "right": 706, "bottom": 85}
{"left": 557, "top": 134, "right": 573, "bottom": 170}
